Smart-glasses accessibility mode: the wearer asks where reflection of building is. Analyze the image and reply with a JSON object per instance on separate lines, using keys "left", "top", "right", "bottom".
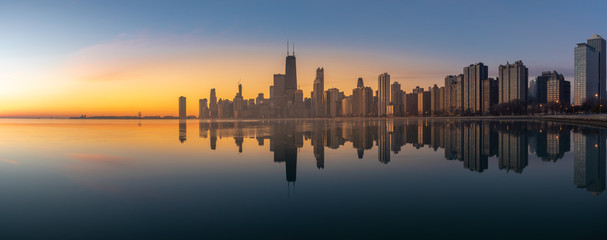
{"left": 574, "top": 129, "right": 606, "bottom": 195}
{"left": 498, "top": 122, "right": 528, "bottom": 173}
{"left": 312, "top": 121, "right": 325, "bottom": 169}
{"left": 462, "top": 122, "right": 487, "bottom": 172}
{"left": 270, "top": 121, "right": 298, "bottom": 183}
{"left": 179, "top": 120, "right": 186, "bottom": 143}
{"left": 378, "top": 120, "right": 390, "bottom": 164}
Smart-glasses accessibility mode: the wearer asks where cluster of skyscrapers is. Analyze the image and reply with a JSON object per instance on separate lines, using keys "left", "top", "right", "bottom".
{"left": 177, "top": 35, "right": 605, "bottom": 119}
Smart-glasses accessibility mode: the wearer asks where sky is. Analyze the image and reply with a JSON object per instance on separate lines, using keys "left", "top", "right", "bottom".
{"left": 1, "top": 0, "right": 606, "bottom": 117}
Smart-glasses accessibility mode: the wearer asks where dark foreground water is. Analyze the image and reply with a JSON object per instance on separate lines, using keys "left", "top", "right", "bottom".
{"left": 0, "top": 118, "right": 606, "bottom": 239}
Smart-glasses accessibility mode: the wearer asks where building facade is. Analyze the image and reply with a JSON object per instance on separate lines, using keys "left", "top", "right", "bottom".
{"left": 498, "top": 60, "right": 528, "bottom": 104}
{"left": 377, "top": 73, "right": 391, "bottom": 116}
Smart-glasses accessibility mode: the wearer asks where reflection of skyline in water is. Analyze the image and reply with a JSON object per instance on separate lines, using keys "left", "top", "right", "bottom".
{"left": 193, "top": 119, "right": 606, "bottom": 196}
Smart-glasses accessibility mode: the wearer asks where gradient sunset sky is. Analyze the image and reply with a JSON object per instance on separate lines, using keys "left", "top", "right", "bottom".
{"left": 1, "top": 0, "right": 606, "bottom": 117}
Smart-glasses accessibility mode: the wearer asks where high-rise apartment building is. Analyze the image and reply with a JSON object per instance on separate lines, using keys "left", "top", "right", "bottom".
{"left": 498, "top": 60, "right": 528, "bottom": 104}
{"left": 391, "top": 81, "right": 403, "bottom": 116}
{"left": 312, "top": 68, "right": 325, "bottom": 117}
{"left": 586, "top": 34, "right": 606, "bottom": 99}
{"left": 377, "top": 73, "right": 390, "bottom": 116}
{"left": 199, "top": 98, "right": 209, "bottom": 119}
{"left": 210, "top": 88, "right": 218, "bottom": 118}
{"left": 481, "top": 78, "right": 498, "bottom": 115}
{"left": 463, "top": 63, "right": 488, "bottom": 113}
{"left": 574, "top": 42, "right": 600, "bottom": 106}
{"left": 545, "top": 71, "right": 571, "bottom": 104}
{"left": 179, "top": 96, "right": 186, "bottom": 119}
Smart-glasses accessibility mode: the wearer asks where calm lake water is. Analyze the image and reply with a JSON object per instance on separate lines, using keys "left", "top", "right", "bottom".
{"left": 0, "top": 118, "right": 605, "bottom": 239}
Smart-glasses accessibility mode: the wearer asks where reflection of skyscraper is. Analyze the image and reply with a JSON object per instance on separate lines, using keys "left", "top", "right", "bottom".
{"left": 179, "top": 96, "right": 186, "bottom": 120}
{"left": 210, "top": 120, "right": 218, "bottom": 150}
{"left": 378, "top": 120, "right": 390, "bottom": 164}
{"left": 498, "top": 122, "right": 528, "bottom": 173}
{"left": 462, "top": 121, "right": 488, "bottom": 172}
{"left": 270, "top": 121, "right": 298, "bottom": 182}
{"left": 574, "top": 129, "right": 606, "bottom": 195}
{"left": 312, "top": 121, "right": 325, "bottom": 169}
{"left": 199, "top": 120, "right": 209, "bottom": 138}
{"left": 179, "top": 120, "right": 186, "bottom": 143}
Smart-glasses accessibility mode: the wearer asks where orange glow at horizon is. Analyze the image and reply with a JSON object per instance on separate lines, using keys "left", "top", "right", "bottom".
{"left": 0, "top": 34, "right": 455, "bottom": 118}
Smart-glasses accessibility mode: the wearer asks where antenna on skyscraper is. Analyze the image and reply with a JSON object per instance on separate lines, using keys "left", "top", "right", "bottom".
{"left": 293, "top": 42, "right": 295, "bottom": 55}
{"left": 287, "top": 40, "right": 289, "bottom": 55}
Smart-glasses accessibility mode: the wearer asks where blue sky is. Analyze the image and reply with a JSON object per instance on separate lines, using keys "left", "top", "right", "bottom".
{"left": 1, "top": 0, "right": 607, "bottom": 116}
{"left": 2, "top": 0, "right": 606, "bottom": 77}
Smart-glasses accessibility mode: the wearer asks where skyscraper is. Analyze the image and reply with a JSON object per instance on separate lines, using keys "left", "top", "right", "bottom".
{"left": 498, "top": 60, "right": 528, "bottom": 104}
{"left": 533, "top": 72, "right": 552, "bottom": 104}
{"left": 179, "top": 96, "right": 186, "bottom": 119}
{"left": 357, "top": 77, "right": 364, "bottom": 88}
{"left": 463, "top": 63, "right": 488, "bottom": 114}
{"left": 574, "top": 43, "right": 600, "bottom": 106}
{"left": 199, "top": 98, "right": 209, "bottom": 119}
{"left": 586, "top": 34, "right": 606, "bottom": 99}
{"left": 271, "top": 74, "right": 286, "bottom": 100}
{"left": 324, "top": 88, "right": 341, "bottom": 117}
{"left": 444, "top": 75, "right": 458, "bottom": 114}
{"left": 391, "top": 81, "right": 403, "bottom": 116}
{"left": 285, "top": 45, "right": 297, "bottom": 100}
{"left": 546, "top": 71, "right": 570, "bottom": 104}
{"left": 481, "top": 78, "right": 498, "bottom": 115}
{"left": 210, "top": 88, "right": 218, "bottom": 118}
{"left": 312, "top": 68, "right": 325, "bottom": 117}
{"left": 377, "top": 73, "right": 390, "bottom": 116}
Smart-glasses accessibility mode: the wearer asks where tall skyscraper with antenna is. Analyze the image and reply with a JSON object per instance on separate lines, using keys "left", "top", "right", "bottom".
{"left": 285, "top": 42, "right": 297, "bottom": 101}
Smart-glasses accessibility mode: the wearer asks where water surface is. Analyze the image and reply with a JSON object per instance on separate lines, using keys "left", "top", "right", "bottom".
{"left": 0, "top": 119, "right": 605, "bottom": 239}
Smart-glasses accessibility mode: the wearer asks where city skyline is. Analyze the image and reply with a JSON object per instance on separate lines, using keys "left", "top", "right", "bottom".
{"left": 2, "top": 1, "right": 607, "bottom": 117}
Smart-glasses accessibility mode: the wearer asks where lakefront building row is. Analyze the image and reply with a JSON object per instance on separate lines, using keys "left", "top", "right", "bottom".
{"left": 177, "top": 35, "right": 605, "bottom": 119}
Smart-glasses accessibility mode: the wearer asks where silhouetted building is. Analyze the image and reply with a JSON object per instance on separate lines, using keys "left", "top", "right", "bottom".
{"left": 586, "top": 34, "right": 606, "bottom": 99}
{"left": 312, "top": 68, "right": 325, "bottom": 117}
{"left": 285, "top": 46, "right": 297, "bottom": 101}
{"left": 418, "top": 89, "right": 430, "bottom": 116}
{"left": 210, "top": 89, "right": 218, "bottom": 118}
{"left": 404, "top": 92, "right": 418, "bottom": 116}
{"left": 481, "top": 78, "right": 498, "bottom": 115}
{"left": 463, "top": 63, "right": 488, "bottom": 114}
{"left": 179, "top": 96, "right": 186, "bottom": 119}
{"left": 324, "top": 88, "right": 341, "bottom": 117}
{"left": 391, "top": 82, "right": 403, "bottom": 116}
{"left": 199, "top": 98, "right": 209, "bottom": 119}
